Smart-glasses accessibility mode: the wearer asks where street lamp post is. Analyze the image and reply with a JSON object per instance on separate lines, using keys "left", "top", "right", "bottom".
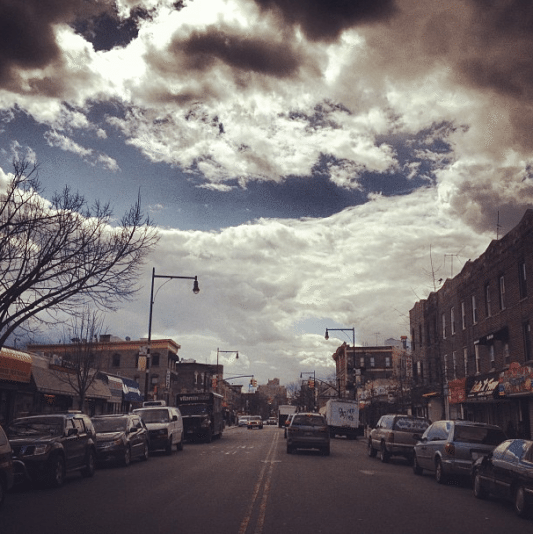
{"left": 215, "top": 348, "right": 239, "bottom": 390}
{"left": 144, "top": 267, "right": 200, "bottom": 401}
{"left": 325, "top": 327, "right": 356, "bottom": 399}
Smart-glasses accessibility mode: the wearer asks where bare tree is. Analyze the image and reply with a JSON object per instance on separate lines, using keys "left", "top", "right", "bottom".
{"left": 53, "top": 308, "right": 107, "bottom": 412}
{"left": 0, "top": 160, "right": 159, "bottom": 349}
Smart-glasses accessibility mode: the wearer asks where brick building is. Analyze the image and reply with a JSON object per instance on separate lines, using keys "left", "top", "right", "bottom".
{"left": 410, "top": 210, "right": 533, "bottom": 437}
{"left": 29, "top": 336, "right": 180, "bottom": 406}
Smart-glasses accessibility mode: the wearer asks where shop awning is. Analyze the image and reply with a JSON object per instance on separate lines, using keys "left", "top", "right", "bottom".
{"left": 32, "top": 366, "right": 111, "bottom": 399}
{"left": 122, "top": 377, "right": 142, "bottom": 403}
{"left": 474, "top": 326, "right": 509, "bottom": 346}
{"left": 102, "top": 375, "right": 124, "bottom": 403}
{"left": 0, "top": 348, "right": 32, "bottom": 383}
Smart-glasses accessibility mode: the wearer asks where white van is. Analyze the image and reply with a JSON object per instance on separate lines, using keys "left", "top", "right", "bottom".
{"left": 133, "top": 406, "right": 184, "bottom": 454}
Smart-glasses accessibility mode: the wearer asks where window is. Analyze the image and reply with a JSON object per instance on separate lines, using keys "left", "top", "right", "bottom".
{"left": 151, "top": 353, "right": 160, "bottom": 367}
{"left": 443, "top": 354, "right": 448, "bottom": 381}
{"left": 451, "top": 307, "right": 456, "bottom": 335}
{"left": 504, "top": 343, "right": 510, "bottom": 365}
{"left": 442, "top": 313, "right": 447, "bottom": 339}
{"left": 461, "top": 301, "right": 466, "bottom": 329}
{"left": 385, "top": 357, "right": 391, "bottom": 367}
{"left": 112, "top": 353, "right": 121, "bottom": 367}
{"left": 472, "top": 295, "right": 478, "bottom": 324}
{"left": 475, "top": 344, "right": 481, "bottom": 374}
{"left": 463, "top": 347, "right": 468, "bottom": 376}
{"left": 370, "top": 357, "right": 375, "bottom": 368}
{"left": 360, "top": 357, "right": 365, "bottom": 367}
{"left": 485, "top": 283, "right": 491, "bottom": 317}
{"left": 452, "top": 351, "right": 457, "bottom": 378}
{"left": 489, "top": 345, "right": 495, "bottom": 370}
{"left": 524, "top": 321, "right": 532, "bottom": 362}
{"left": 519, "top": 261, "right": 528, "bottom": 299}
{"left": 499, "top": 275, "right": 506, "bottom": 310}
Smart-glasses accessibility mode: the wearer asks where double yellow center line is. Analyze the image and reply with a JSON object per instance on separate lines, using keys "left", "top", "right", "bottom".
{"left": 238, "top": 430, "right": 280, "bottom": 534}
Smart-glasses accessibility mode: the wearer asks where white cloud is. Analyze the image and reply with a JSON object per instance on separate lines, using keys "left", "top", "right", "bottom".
{"left": 103, "top": 187, "right": 490, "bottom": 384}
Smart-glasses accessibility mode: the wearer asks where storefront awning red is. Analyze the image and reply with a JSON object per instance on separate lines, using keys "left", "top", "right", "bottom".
{"left": 0, "top": 348, "right": 32, "bottom": 383}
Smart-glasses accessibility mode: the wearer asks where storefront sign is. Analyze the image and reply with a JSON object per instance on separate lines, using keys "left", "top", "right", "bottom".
{"left": 499, "top": 362, "right": 533, "bottom": 397}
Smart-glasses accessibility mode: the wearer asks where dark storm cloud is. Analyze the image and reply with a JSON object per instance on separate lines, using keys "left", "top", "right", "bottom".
{"left": 0, "top": 0, "right": 110, "bottom": 87}
{"left": 459, "top": 0, "right": 533, "bottom": 99}
{"left": 180, "top": 29, "right": 300, "bottom": 77}
{"left": 253, "top": 0, "right": 398, "bottom": 42}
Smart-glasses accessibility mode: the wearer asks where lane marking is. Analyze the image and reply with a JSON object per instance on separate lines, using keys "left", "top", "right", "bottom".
{"left": 238, "top": 431, "right": 279, "bottom": 534}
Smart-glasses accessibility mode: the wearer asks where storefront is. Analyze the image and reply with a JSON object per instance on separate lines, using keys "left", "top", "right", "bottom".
{"left": 0, "top": 348, "right": 33, "bottom": 425}
{"left": 498, "top": 362, "right": 533, "bottom": 439}
{"left": 31, "top": 365, "right": 111, "bottom": 416}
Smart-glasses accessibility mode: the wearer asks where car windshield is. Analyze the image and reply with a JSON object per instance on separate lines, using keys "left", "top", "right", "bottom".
{"left": 179, "top": 405, "right": 209, "bottom": 416}
{"left": 250, "top": 417, "right": 261, "bottom": 422}
{"left": 8, "top": 418, "right": 63, "bottom": 437}
{"left": 454, "top": 425, "right": 506, "bottom": 445}
{"left": 93, "top": 417, "right": 128, "bottom": 433}
{"left": 292, "top": 415, "right": 325, "bottom": 427}
{"left": 136, "top": 409, "right": 169, "bottom": 423}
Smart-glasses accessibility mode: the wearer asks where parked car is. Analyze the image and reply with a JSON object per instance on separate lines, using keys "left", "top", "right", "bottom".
{"left": 412, "top": 420, "right": 506, "bottom": 483}
{"left": 368, "top": 414, "right": 431, "bottom": 463}
{"left": 7, "top": 412, "right": 96, "bottom": 488}
{"left": 267, "top": 417, "right": 277, "bottom": 426}
{"left": 133, "top": 406, "right": 184, "bottom": 454}
{"left": 92, "top": 414, "right": 149, "bottom": 466}
{"left": 247, "top": 416, "right": 263, "bottom": 430}
{"left": 0, "top": 424, "right": 14, "bottom": 508}
{"left": 286, "top": 413, "right": 330, "bottom": 455}
{"left": 472, "top": 439, "right": 533, "bottom": 518}
{"left": 238, "top": 416, "right": 250, "bottom": 427}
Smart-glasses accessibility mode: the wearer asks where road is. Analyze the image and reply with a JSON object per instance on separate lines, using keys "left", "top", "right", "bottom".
{"left": 2, "top": 424, "right": 532, "bottom": 534}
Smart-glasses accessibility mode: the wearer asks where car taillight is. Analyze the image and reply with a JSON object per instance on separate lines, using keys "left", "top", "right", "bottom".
{"left": 444, "top": 443, "right": 455, "bottom": 456}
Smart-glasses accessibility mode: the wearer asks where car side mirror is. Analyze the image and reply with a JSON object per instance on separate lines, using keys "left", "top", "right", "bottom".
{"left": 172, "top": 415, "right": 178, "bottom": 422}
{"left": 67, "top": 428, "right": 78, "bottom": 437}
{"left": 129, "top": 427, "right": 136, "bottom": 434}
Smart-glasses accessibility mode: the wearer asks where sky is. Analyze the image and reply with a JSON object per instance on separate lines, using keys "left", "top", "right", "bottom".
{"left": 1, "top": 0, "right": 533, "bottom": 386}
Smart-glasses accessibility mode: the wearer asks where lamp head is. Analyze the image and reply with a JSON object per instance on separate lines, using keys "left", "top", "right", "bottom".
{"left": 193, "top": 277, "right": 200, "bottom": 294}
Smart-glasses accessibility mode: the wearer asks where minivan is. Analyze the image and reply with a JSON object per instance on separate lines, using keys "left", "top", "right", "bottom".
{"left": 133, "top": 406, "right": 184, "bottom": 454}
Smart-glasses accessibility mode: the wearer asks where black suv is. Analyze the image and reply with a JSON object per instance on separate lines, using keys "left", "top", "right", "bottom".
{"left": 7, "top": 412, "right": 97, "bottom": 488}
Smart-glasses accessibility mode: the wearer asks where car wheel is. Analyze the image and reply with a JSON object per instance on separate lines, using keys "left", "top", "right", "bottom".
{"left": 435, "top": 458, "right": 447, "bottom": 484}
{"left": 122, "top": 446, "right": 131, "bottom": 467}
{"left": 81, "top": 449, "right": 96, "bottom": 478}
{"left": 413, "top": 454, "right": 423, "bottom": 475}
{"left": 473, "top": 471, "right": 488, "bottom": 499}
{"left": 165, "top": 435, "right": 173, "bottom": 455}
{"left": 205, "top": 429, "right": 213, "bottom": 443}
{"left": 514, "top": 485, "right": 530, "bottom": 518}
{"left": 47, "top": 454, "right": 66, "bottom": 487}
{"left": 367, "top": 440, "right": 377, "bottom": 458}
{"left": 176, "top": 432, "right": 184, "bottom": 451}
{"left": 380, "top": 442, "right": 390, "bottom": 463}
{"left": 141, "top": 440, "right": 149, "bottom": 461}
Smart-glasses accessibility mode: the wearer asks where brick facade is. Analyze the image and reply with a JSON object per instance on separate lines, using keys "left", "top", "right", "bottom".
{"left": 410, "top": 210, "right": 533, "bottom": 436}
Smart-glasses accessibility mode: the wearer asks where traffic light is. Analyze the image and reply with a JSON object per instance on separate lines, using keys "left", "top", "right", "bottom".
{"left": 308, "top": 378, "right": 315, "bottom": 389}
{"left": 250, "top": 378, "right": 257, "bottom": 387}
